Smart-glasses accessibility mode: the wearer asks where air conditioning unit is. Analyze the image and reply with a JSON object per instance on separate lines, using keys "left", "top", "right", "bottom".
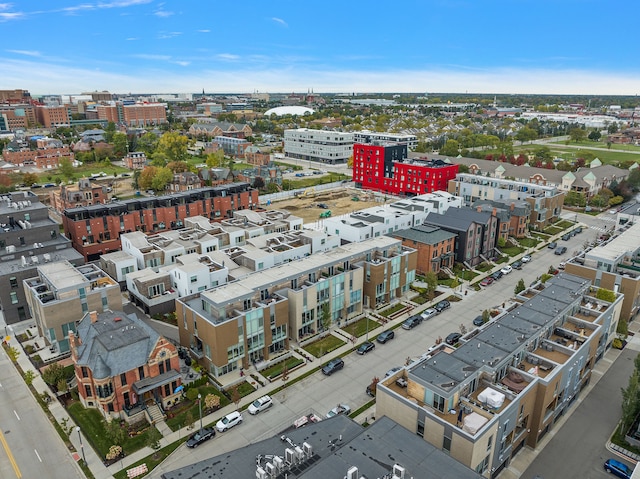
{"left": 346, "top": 466, "right": 359, "bottom": 479}
{"left": 255, "top": 467, "right": 267, "bottom": 479}
{"left": 393, "top": 464, "right": 406, "bottom": 479}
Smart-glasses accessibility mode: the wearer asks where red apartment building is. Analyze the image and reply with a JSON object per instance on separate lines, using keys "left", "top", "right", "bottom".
{"left": 62, "top": 183, "right": 258, "bottom": 261}
{"left": 353, "top": 143, "right": 458, "bottom": 196}
{"left": 95, "top": 102, "right": 167, "bottom": 126}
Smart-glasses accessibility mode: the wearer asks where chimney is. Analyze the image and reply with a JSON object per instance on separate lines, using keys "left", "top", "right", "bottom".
{"left": 510, "top": 202, "right": 515, "bottom": 211}
{"left": 492, "top": 208, "right": 497, "bottom": 216}
{"left": 90, "top": 311, "right": 99, "bottom": 323}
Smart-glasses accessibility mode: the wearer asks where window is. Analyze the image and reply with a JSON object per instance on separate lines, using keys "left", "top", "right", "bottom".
{"left": 10, "top": 277, "right": 17, "bottom": 288}
{"left": 138, "top": 366, "right": 145, "bottom": 379}
{"left": 120, "top": 373, "right": 127, "bottom": 386}
{"left": 81, "top": 367, "right": 88, "bottom": 378}
{"left": 85, "top": 385, "right": 92, "bottom": 397}
{"left": 432, "top": 393, "right": 445, "bottom": 412}
{"left": 443, "top": 435, "right": 452, "bottom": 453}
{"left": 10, "top": 292, "right": 18, "bottom": 304}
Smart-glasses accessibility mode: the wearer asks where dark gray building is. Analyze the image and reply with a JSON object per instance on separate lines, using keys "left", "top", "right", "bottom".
{"left": 161, "top": 415, "right": 483, "bottom": 479}
{"left": 0, "top": 191, "right": 83, "bottom": 324}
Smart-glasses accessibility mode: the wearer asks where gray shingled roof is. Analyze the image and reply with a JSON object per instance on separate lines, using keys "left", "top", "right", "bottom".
{"left": 75, "top": 310, "right": 160, "bottom": 379}
{"left": 425, "top": 207, "right": 491, "bottom": 232}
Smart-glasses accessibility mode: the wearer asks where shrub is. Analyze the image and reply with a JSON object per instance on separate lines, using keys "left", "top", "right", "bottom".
{"left": 106, "top": 445, "right": 123, "bottom": 461}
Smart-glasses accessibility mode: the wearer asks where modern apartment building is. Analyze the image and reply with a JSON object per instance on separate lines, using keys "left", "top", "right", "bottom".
{"left": 213, "top": 135, "right": 250, "bottom": 157}
{"left": 353, "top": 130, "right": 419, "bottom": 150}
{"left": 176, "top": 236, "right": 417, "bottom": 377}
{"left": 61, "top": 183, "right": 259, "bottom": 261}
{"left": 284, "top": 128, "right": 354, "bottom": 164}
{"left": 321, "top": 191, "right": 463, "bottom": 243}
{"left": 565, "top": 221, "right": 640, "bottom": 323}
{"left": 24, "top": 261, "right": 122, "bottom": 354}
{"left": 448, "top": 173, "right": 564, "bottom": 230}
{"left": 473, "top": 199, "right": 531, "bottom": 239}
{"left": 376, "top": 273, "right": 622, "bottom": 477}
{"left": 0, "top": 191, "right": 84, "bottom": 325}
{"left": 392, "top": 225, "right": 457, "bottom": 275}
{"left": 353, "top": 142, "right": 458, "bottom": 196}
{"left": 70, "top": 310, "right": 181, "bottom": 421}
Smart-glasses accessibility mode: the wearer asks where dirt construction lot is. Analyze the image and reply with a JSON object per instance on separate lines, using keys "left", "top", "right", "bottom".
{"left": 265, "top": 188, "right": 388, "bottom": 224}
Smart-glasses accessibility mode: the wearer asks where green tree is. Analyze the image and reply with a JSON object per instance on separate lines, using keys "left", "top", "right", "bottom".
{"left": 146, "top": 426, "right": 162, "bottom": 457}
{"left": 105, "top": 418, "right": 127, "bottom": 446}
{"left": 515, "top": 127, "right": 538, "bottom": 143}
{"left": 568, "top": 127, "right": 587, "bottom": 142}
{"left": 138, "top": 132, "right": 159, "bottom": 155}
{"left": 595, "top": 288, "right": 616, "bottom": 302}
{"left": 440, "top": 139, "right": 461, "bottom": 157}
{"left": 166, "top": 161, "right": 190, "bottom": 173}
{"left": 112, "top": 132, "right": 129, "bottom": 157}
{"left": 6, "top": 346, "right": 20, "bottom": 362}
{"left": 104, "top": 122, "right": 116, "bottom": 143}
{"left": 423, "top": 271, "right": 438, "bottom": 300}
{"left": 151, "top": 167, "right": 173, "bottom": 192}
{"left": 482, "top": 309, "right": 491, "bottom": 323}
{"left": 23, "top": 370, "right": 35, "bottom": 386}
{"left": 58, "top": 158, "right": 75, "bottom": 182}
{"left": 497, "top": 237, "right": 507, "bottom": 248}
{"left": 321, "top": 302, "right": 331, "bottom": 331}
{"left": 588, "top": 130, "right": 601, "bottom": 141}
{"left": 23, "top": 172, "right": 39, "bottom": 186}
{"left": 514, "top": 278, "right": 526, "bottom": 295}
{"left": 621, "top": 359, "right": 640, "bottom": 432}
{"left": 42, "top": 362, "right": 66, "bottom": 386}
{"left": 206, "top": 149, "right": 225, "bottom": 168}
{"left": 156, "top": 132, "right": 189, "bottom": 163}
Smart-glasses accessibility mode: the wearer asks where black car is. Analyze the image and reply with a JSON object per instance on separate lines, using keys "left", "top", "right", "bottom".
{"left": 555, "top": 246, "right": 567, "bottom": 255}
{"left": 322, "top": 357, "right": 345, "bottom": 375}
{"left": 512, "top": 260, "right": 523, "bottom": 270}
{"left": 473, "top": 315, "right": 485, "bottom": 326}
{"left": 445, "top": 332, "right": 462, "bottom": 345}
{"left": 548, "top": 241, "right": 557, "bottom": 249}
{"left": 186, "top": 427, "right": 216, "bottom": 448}
{"left": 356, "top": 341, "right": 375, "bottom": 355}
{"left": 376, "top": 330, "right": 395, "bottom": 344}
{"left": 491, "top": 270, "right": 504, "bottom": 280}
{"left": 435, "top": 300, "right": 450, "bottom": 312}
{"left": 576, "top": 226, "right": 583, "bottom": 234}
{"left": 562, "top": 233, "right": 571, "bottom": 241}
{"left": 402, "top": 315, "right": 422, "bottom": 330}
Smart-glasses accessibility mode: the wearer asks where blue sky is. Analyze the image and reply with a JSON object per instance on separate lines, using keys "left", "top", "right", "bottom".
{"left": 1, "top": 0, "right": 639, "bottom": 95}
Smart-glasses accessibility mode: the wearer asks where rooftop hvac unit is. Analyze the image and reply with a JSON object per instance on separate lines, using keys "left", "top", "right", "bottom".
{"left": 294, "top": 446, "right": 304, "bottom": 460}
{"left": 21, "top": 256, "right": 28, "bottom": 267}
{"left": 6, "top": 245, "right": 16, "bottom": 253}
{"left": 265, "top": 462, "right": 276, "bottom": 477}
{"left": 32, "top": 256, "right": 39, "bottom": 264}
{"left": 272, "top": 456, "right": 284, "bottom": 471}
{"left": 43, "top": 253, "right": 51, "bottom": 262}
{"left": 255, "top": 467, "right": 267, "bottom": 479}
{"left": 303, "top": 442, "right": 313, "bottom": 458}
{"left": 393, "top": 464, "right": 406, "bottom": 479}
{"left": 346, "top": 466, "right": 359, "bottom": 479}
{"left": 284, "top": 448, "right": 295, "bottom": 465}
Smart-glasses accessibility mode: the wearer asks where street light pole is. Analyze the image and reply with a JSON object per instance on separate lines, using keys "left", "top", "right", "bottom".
{"left": 197, "top": 393, "right": 203, "bottom": 434}
{"left": 76, "top": 426, "right": 86, "bottom": 465}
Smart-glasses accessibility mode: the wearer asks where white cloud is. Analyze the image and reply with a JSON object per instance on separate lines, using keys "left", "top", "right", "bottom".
{"left": 172, "top": 61, "right": 190, "bottom": 67}
{"left": 6, "top": 49, "right": 40, "bottom": 56}
{"left": 217, "top": 53, "right": 240, "bottom": 61}
{"left": 130, "top": 53, "right": 171, "bottom": 61}
{"left": 126, "top": 37, "right": 139, "bottom": 41}
{"left": 154, "top": 9, "right": 173, "bottom": 17}
{"left": 0, "top": 11, "right": 22, "bottom": 21}
{"left": 197, "top": 29, "right": 210, "bottom": 33}
{"left": 271, "top": 17, "right": 287, "bottom": 27}
{"left": 158, "top": 31, "right": 182, "bottom": 39}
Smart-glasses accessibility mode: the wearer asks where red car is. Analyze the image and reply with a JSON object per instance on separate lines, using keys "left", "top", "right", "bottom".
{"left": 480, "top": 277, "right": 494, "bottom": 286}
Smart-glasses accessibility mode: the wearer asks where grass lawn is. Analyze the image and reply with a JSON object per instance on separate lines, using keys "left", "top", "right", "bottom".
{"left": 303, "top": 335, "right": 346, "bottom": 358}
{"left": 342, "top": 317, "right": 380, "bottom": 338}
{"left": 456, "top": 270, "right": 479, "bottom": 280}
{"left": 233, "top": 381, "right": 256, "bottom": 397}
{"left": 165, "top": 386, "right": 229, "bottom": 431}
{"left": 550, "top": 140, "right": 640, "bottom": 153}
{"left": 261, "top": 357, "right": 304, "bottom": 380}
{"left": 512, "top": 144, "right": 640, "bottom": 166}
{"left": 379, "top": 303, "right": 405, "bottom": 318}
{"left": 501, "top": 245, "right": 524, "bottom": 256}
{"left": 518, "top": 237, "right": 540, "bottom": 248}
{"left": 438, "top": 277, "right": 455, "bottom": 287}
{"left": 555, "top": 220, "right": 574, "bottom": 229}
{"left": 68, "top": 402, "right": 152, "bottom": 457}
{"left": 413, "top": 295, "right": 428, "bottom": 305}
{"left": 112, "top": 441, "right": 183, "bottom": 479}
{"left": 543, "top": 226, "right": 564, "bottom": 235}
{"left": 475, "top": 262, "right": 492, "bottom": 272}
{"left": 495, "top": 256, "right": 509, "bottom": 264}
{"left": 284, "top": 173, "right": 350, "bottom": 189}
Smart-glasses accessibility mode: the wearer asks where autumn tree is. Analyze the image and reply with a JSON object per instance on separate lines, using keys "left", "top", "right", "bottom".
{"left": 138, "top": 132, "right": 159, "bottom": 155}
{"left": 205, "top": 149, "right": 225, "bottom": 168}
{"left": 152, "top": 167, "right": 173, "bottom": 192}
{"left": 23, "top": 172, "right": 39, "bottom": 186}
{"left": 138, "top": 167, "right": 158, "bottom": 190}
{"left": 42, "top": 362, "right": 66, "bottom": 386}
{"left": 166, "top": 161, "right": 190, "bottom": 173}
{"left": 155, "top": 132, "right": 189, "bottom": 164}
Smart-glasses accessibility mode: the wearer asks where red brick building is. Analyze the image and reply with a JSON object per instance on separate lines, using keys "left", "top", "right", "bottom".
{"left": 95, "top": 102, "right": 167, "bottom": 126}
{"left": 35, "top": 105, "right": 70, "bottom": 128}
{"left": 62, "top": 183, "right": 259, "bottom": 261}
{"left": 353, "top": 143, "right": 459, "bottom": 196}
{"left": 70, "top": 310, "right": 181, "bottom": 421}
{"left": 2, "top": 141, "right": 74, "bottom": 168}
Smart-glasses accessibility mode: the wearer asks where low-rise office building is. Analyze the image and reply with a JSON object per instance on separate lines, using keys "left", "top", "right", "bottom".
{"left": 377, "top": 273, "right": 622, "bottom": 476}
{"left": 284, "top": 128, "right": 353, "bottom": 164}
{"left": 176, "top": 236, "right": 416, "bottom": 377}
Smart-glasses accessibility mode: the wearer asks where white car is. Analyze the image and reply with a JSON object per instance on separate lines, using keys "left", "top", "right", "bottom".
{"left": 248, "top": 395, "right": 273, "bottom": 415}
{"left": 326, "top": 404, "right": 351, "bottom": 418}
{"left": 521, "top": 254, "right": 532, "bottom": 263}
{"left": 421, "top": 308, "right": 438, "bottom": 321}
{"left": 500, "top": 265, "right": 513, "bottom": 275}
{"left": 216, "top": 411, "right": 243, "bottom": 432}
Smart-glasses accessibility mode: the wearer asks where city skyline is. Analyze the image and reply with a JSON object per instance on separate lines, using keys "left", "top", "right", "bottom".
{"left": 1, "top": 0, "right": 639, "bottom": 96}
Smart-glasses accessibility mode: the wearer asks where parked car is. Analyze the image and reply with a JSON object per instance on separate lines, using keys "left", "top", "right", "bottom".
{"left": 435, "top": 300, "right": 451, "bottom": 312}
{"left": 321, "top": 357, "right": 345, "bottom": 375}
{"left": 248, "top": 395, "right": 273, "bottom": 415}
{"left": 576, "top": 226, "right": 583, "bottom": 234}
{"left": 326, "top": 403, "right": 351, "bottom": 418}
{"left": 295, "top": 173, "right": 304, "bottom": 177}
{"left": 609, "top": 209, "right": 617, "bottom": 215}
{"left": 500, "top": 265, "right": 513, "bottom": 275}
{"left": 421, "top": 308, "right": 438, "bottom": 320}
{"left": 512, "top": 260, "right": 523, "bottom": 270}
{"left": 555, "top": 246, "right": 567, "bottom": 255}
{"left": 521, "top": 254, "right": 532, "bottom": 263}
{"left": 445, "top": 332, "right": 462, "bottom": 345}
{"left": 376, "top": 330, "right": 395, "bottom": 344}
{"left": 356, "top": 341, "right": 375, "bottom": 355}
{"left": 317, "top": 203, "right": 328, "bottom": 209}
{"left": 366, "top": 383, "right": 376, "bottom": 397}
{"left": 562, "top": 233, "right": 571, "bottom": 241}
{"left": 385, "top": 366, "right": 402, "bottom": 377}
{"left": 402, "top": 315, "right": 423, "bottom": 330}
{"left": 490, "top": 270, "right": 504, "bottom": 280}
{"left": 480, "top": 277, "right": 494, "bottom": 286}
{"left": 604, "top": 458, "right": 632, "bottom": 478}
{"left": 215, "top": 411, "right": 243, "bottom": 432}
{"left": 473, "top": 315, "right": 485, "bottom": 326}
{"left": 548, "top": 241, "right": 557, "bottom": 249}
{"left": 186, "top": 427, "right": 216, "bottom": 448}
